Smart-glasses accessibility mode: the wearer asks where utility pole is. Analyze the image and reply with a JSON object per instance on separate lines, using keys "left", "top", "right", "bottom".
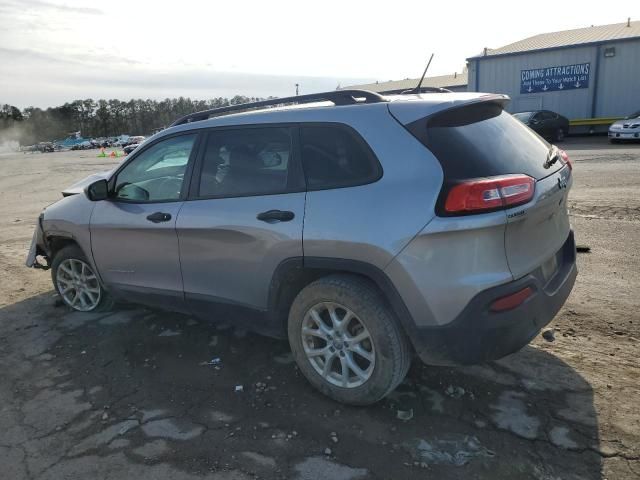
{"left": 79, "top": 102, "right": 84, "bottom": 136}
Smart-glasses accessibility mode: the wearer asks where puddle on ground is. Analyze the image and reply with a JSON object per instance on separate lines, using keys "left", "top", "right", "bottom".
{"left": 293, "top": 456, "right": 368, "bottom": 480}
{"left": 490, "top": 390, "right": 540, "bottom": 439}
{"left": 411, "top": 435, "right": 495, "bottom": 466}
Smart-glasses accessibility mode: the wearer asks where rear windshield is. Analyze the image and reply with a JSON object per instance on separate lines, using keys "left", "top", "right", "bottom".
{"left": 408, "top": 102, "right": 559, "bottom": 181}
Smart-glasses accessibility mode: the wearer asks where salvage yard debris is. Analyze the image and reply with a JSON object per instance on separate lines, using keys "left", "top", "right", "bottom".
{"left": 445, "top": 385, "right": 466, "bottom": 399}
{"left": 413, "top": 436, "right": 495, "bottom": 467}
{"left": 542, "top": 328, "right": 556, "bottom": 342}
{"left": 396, "top": 408, "right": 414, "bottom": 421}
{"left": 199, "top": 357, "right": 222, "bottom": 367}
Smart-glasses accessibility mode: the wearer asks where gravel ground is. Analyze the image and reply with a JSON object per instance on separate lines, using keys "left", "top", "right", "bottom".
{"left": 0, "top": 138, "right": 638, "bottom": 480}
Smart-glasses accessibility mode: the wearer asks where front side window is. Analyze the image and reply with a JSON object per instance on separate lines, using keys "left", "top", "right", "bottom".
{"left": 114, "top": 134, "right": 196, "bottom": 202}
{"left": 300, "top": 125, "right": 381, "bottom": 190}
{"left": 198, "top": 127, "right": 293, "bottom": 198}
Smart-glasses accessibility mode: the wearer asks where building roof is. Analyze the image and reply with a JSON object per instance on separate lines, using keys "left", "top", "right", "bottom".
{"left": 343, "top": 72, "right": 468, "bottom": 93}
{"left": 469, "top": 20, "right": 640, "bottom": 59}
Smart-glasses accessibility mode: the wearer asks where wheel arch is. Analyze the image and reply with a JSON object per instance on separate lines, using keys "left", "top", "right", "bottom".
{"left": 267, "top": 257, "right": 419, "bottom": 342}
{"left": 46, "top": 235, "right": 104, "bottom": 286}
{"left": 46, "top": 234, "right": 80, "bottom": 260}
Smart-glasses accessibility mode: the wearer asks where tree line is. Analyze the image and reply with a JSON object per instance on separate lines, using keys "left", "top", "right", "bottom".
{"left": 0, "top": 96, "right": 265, "bottom": 146}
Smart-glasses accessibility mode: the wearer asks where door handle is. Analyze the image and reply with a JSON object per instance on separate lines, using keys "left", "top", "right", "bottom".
{"left": 146, "top": 212, "right": 172, "bottom": 223}
{"left": 256, "top": 210, "right": 295, "bottom": 223}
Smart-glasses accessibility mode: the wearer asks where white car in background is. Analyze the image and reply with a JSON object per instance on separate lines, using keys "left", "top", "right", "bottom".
{"left": 609, "top": 110, "right": 640, "bottom": 143}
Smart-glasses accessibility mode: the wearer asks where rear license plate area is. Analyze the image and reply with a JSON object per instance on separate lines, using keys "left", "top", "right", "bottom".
{"left": 541, "top": 253, "right": 559, "bottom": 283}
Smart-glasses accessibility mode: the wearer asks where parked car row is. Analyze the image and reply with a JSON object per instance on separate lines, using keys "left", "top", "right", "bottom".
{"left": 89, "top": 136, "right": 147, "bottom": 149}
{"left": 22, "top": 142, "right": 56, "bottom": 153}
{"left": 22, "top": 135, "right": 147, "bottom": 153}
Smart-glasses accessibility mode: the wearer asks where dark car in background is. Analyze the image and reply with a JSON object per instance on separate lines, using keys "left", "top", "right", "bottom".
{"left": 123, "top": 143, "right": 140, "bottom": 155}
{"left": 125, "top": 136, "right": 146, "bottom": 147}
{"left": 513, "top": 110, "right": 569, "bottom": 142}
{"left": 70, "top": 141, "right": 93, "bottom": 150}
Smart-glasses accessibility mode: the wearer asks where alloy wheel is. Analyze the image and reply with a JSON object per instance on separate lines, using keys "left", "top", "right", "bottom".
{"left": 301, "top": 302, "right": 375, "bottom": 388}
{"left": 56, "top": 258, "right": 101, "bottom": 311}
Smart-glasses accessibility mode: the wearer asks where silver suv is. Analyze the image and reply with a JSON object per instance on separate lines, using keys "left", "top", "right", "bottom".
{"left": 26, "top": 90, "right": 577, "bottom": 405}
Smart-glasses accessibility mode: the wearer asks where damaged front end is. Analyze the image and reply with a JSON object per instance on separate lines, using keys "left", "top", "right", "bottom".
{"left": 25, "top": 212, "right": 50, "bottom": 270}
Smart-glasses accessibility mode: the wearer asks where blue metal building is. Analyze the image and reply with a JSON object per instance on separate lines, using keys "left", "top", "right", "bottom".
{"left": 467, "top": 20, "right": 640, "bottom": 131}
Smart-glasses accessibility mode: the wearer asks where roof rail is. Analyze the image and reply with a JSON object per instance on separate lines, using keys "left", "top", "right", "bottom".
{"left": 170, "top": 89, "right": 386, "bottom": 127}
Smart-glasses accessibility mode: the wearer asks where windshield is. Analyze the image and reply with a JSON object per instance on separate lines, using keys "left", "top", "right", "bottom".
{"left": 512, "top": 112, "right": 534, "bottom": 122}
{"left": 625, "top": 111, "right": 640, "bottom": 120}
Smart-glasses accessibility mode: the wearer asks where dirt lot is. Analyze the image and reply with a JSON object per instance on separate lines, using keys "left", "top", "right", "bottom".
{"left": 0, "top": 138, "right": 638, "bottom": 480}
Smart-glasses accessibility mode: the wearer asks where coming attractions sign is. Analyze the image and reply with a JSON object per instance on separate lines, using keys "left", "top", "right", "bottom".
{"left": 520, "top": 62, "right": 591, "bottom": 94}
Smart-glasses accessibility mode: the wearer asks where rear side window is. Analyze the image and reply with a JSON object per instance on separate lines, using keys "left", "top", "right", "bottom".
{"left": 408, "top": 102, "right": 558, "bottom": 181}
{"left": 300, "top": 125, "right": 381, "bottom": 190}
{"left": 197, "top": 127, "right": 297, "bottom": 198}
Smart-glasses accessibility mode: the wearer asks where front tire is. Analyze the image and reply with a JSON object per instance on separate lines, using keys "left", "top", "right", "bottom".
{"left": 51, "top": 245, "right": 113, "bottom": 312}
{"left": 288, "top": 274, "right": 411, "bottom": 405}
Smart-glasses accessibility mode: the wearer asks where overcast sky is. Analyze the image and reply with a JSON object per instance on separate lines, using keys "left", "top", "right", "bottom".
{"left": 0, "top": 0, "right": 636, "bottom": 108}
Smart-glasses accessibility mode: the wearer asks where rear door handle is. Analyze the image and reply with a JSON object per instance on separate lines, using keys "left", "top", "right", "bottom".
{"left": 256, "top": 210, "right": 295, "bottom": 223}
{"left": 146, "top": 212, "right": 172, "bottom": 223}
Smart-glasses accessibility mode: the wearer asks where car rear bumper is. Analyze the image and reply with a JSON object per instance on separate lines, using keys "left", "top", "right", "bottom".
{"left": 411, "top": 230, "right": 577, "bottom": 366}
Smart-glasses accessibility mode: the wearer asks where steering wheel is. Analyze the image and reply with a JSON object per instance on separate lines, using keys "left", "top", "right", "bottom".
{"left": 156, "top": 177, "right": 183, "bottom": 198}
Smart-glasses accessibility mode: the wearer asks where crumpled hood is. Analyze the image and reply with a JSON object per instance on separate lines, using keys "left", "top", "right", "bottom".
{"left": 61, "top": 170, "right": 113, "bottom": 197}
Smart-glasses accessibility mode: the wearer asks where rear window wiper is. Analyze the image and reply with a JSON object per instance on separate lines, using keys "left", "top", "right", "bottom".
{"left": 543, "top": 147, "right": 560, "bottom": 169}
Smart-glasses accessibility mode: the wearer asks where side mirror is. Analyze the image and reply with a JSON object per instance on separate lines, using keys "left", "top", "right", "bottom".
{"left": 263, "top": 152, "right": 283, "bottom": 168}
{"left": 85, "top": 179, "right": 109, "bottom": 201}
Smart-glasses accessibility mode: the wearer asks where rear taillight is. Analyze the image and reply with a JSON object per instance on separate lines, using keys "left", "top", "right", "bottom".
{"left": 559, "top": 149, "right": 572, "bottom": 170}
{"left": 444, "top": 174, "right": 535, "bottom": 214}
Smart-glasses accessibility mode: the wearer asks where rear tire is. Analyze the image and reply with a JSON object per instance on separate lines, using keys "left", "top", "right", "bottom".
{"left": 555, "top": 128, "right": 566, "bottom": 142}
{"left": 288, "top": 274, "right": 411, "bottom": 405}
{"left": 51, "top": 245, "right": 114, "bottom": 312}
